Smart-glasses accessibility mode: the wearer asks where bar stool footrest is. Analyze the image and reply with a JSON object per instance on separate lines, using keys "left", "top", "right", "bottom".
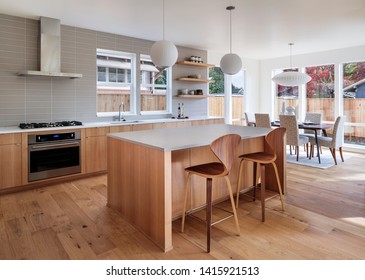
{"left": 185, "top": 205, "right": 235, "bottom": 227}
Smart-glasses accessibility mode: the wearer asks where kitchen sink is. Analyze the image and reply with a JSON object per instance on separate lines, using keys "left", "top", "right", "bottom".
{"left": 110, "top": 120, "right": 144, "bottom": 124}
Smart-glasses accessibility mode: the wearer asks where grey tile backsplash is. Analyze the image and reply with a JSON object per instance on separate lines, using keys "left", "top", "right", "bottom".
{"left": 0, "top": 13, "right": 209, "bottom": 127}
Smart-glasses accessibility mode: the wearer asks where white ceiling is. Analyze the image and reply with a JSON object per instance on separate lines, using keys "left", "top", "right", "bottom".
{"left": 1, "top": 0, "right": 365, "bottom": 59}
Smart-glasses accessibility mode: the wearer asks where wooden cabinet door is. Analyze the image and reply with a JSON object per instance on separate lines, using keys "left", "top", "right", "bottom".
{"left": 0, "top": 134, "right": 22, "bottom": 189}
{"left": 84, "top": 127, "right": 109, "bottom": 173}
{"left": 131, "top": 123, "right": 153, "bottom": 131}
{"left": 109, "top": 125, "right": 132, "bottom": 133}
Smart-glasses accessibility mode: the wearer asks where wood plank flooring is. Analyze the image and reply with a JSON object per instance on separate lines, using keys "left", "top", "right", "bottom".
{"left": 0, "top": 150, "right": 364, "bottom": 260}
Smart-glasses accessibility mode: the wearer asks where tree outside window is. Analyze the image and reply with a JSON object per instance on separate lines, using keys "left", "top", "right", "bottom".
{"left": 306, "top": 65, "right": 335, "bottom": 98}
{"left": 208, "top": 67, "right": 245, "bottom": 124}
{"left": 209, "top": 67, "right": 244, "bottom": 95}
{"left": 305, "top": 64, "right": 335, "bottom": 122}
{"left": 343, "top": 61, "right": 365, "bottom": 98}
{"left": 209, "top": 67, "right": 224, "bottom": 94}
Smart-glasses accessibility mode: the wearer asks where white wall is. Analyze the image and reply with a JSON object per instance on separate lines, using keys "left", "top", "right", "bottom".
{"left": 259, "top": 45, "right": 365, "bottom": 118}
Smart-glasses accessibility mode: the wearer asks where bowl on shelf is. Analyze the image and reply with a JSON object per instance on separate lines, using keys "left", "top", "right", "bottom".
{"left": 187, "top": 74, "right": 201, "bottom": 79}
{"left": 178, "top": 88, "right": 188, "bottom": 95}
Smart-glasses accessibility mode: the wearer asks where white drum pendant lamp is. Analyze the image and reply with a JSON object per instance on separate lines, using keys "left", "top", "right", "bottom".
{"left": 220, "top": 6, "right": 242, "bottom": 75}
{"left": 272, "top": 43, "right": 311, "bottom": 86}
{"left": 150, "top": 0, "right": 178, "bottom": 70}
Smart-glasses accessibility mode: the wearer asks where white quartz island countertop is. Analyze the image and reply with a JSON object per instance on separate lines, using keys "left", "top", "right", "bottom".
{"left": 108, "top": 124, "right": 272, "bottom": 151}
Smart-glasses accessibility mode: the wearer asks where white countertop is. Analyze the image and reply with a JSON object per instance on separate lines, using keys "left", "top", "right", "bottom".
{"left": 108, "top": 124, "right": 271, "bottom": 151}
{"left": 0, "top": 117, "right": 221, "bottom": 134}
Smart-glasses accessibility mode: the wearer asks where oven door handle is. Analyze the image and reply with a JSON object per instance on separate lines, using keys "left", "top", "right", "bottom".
{"left": 30, "top": 141, "right": 80, "bottom": 150}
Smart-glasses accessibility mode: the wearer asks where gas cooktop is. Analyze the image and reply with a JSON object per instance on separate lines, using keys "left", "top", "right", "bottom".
{"left": 19, "top": 121, "right": 83, "bottom": 129}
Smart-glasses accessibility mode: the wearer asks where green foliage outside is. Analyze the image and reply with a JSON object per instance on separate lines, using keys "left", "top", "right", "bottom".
{"left": 209, "top": 67, "right": 224, "bottom": 94}
{"left": 343, "top": 62, "right": 365, "bottom": 87}
{"left": 155, "top": 70, "right": 167, "bottom": 85}
{"left": 209, "top": 67, "right": 244, "bottom": 95}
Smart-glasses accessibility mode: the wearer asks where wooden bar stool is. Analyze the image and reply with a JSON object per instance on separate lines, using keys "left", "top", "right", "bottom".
{"left": 181, "top": 134, "right": 241, "bottom": 253}
{"left": 236, "top": 127, "right": 286, "bottom": 222}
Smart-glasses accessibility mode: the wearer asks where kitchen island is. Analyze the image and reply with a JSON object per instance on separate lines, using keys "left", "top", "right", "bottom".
{"left": 107, "top": 124, "right": 286, "bottom": 251}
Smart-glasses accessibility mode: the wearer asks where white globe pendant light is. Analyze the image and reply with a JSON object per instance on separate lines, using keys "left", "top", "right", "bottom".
{"left": 272, "top": 43, "right": 311, "bottom": 86}
{"left": 220, "top": 53, "right": 242, "bottom": 75}
{"left": 151, "top": 40, "right": 177, "bottom": 69}
{"left": 220, "top": 6, "right": 242, "bottom": 75}
{"left": 150, "top": 0, "right": 178, "bottom": 70}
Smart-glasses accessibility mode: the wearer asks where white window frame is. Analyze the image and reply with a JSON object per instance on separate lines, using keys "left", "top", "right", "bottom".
{"left": 96, "top": 49, "right": 136, "bottom": 117}
{"left": 139, "top": 54, "right": 172, "bottom": 115}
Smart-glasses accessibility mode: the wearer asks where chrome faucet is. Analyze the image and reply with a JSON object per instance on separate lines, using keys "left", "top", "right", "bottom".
{"left": 118, "top": 102, "right": 125, "bottom": 121}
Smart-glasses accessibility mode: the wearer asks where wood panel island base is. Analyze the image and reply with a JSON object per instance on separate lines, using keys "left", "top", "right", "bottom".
{"left": 107, "top": 124, "right": 286, "bottom": 252}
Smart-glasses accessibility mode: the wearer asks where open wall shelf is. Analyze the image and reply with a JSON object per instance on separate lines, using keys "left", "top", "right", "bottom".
{"left": 176, "top": 61, "right": 215, "bottom": 68}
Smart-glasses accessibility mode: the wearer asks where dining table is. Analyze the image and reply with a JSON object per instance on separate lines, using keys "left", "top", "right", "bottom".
{"left": 271, "top": 121, "right": 333, "bottom": 164}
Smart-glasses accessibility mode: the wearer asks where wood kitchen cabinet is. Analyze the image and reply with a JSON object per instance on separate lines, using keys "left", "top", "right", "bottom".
{"left": 85, "top": 125, "right": 136, "bottom": 174}
{"left": 84, "top": 127, "right": 110, "bottom": 173}
{"left": 0, "top": 133, "right": 22, "bottom": 189}
{"left": 109, "top": 125, "right": 132, "bottom": 133}
{"left": 152, "top": 122, "right": 177, "bottom": 129}
{"left": 190, "top": 118, "right": 224, "bottom": 126}
{"left": 131, "top": 123, "right": 153, "bottom": 131}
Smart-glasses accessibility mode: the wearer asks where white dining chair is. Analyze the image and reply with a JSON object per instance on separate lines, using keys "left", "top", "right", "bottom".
{"left": 301, "top": 112, "right": 322, "bottom": 136}
{"left": 245, "top": 112, "right": 256, "bottom": 127}
{"left": 279, "top": 115, "right": 309, "bottom": 161}
{"left": 309, "top": 116, "right": 345, "bottom": 165}
{"left": 300, "top": 112, "right": 322, "bottom": 153}
{"left": 255, "top": 113, "right": 271, "bottom": 128}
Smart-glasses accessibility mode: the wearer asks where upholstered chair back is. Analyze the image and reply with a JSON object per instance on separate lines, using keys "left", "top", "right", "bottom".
{"left": 304, "top": 112, "right": 322, "bottom": 134}
{"left": 332, "top": 116, "right": 345, "bottom": 148}
{"left": 255, "top": 113, "right": 271, "bottom": 128}
{"left": 279, "top": 114, "right": 299, "bottom": 146}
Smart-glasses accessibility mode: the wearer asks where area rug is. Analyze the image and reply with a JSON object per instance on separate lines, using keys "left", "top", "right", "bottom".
{"left": 286, "top": 148, "right": 348, "bottom": 169}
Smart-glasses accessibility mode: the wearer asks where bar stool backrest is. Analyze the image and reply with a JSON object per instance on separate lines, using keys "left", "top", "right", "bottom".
{"left": 210, "top": 134, "right": 241, "bottom": 175}
{"left": 264, "top": 127, "right": 286, "bottom": 159}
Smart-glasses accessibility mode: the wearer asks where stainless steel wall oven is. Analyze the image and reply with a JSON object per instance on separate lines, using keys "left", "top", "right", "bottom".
{"left": 28, "top": 131, "right": 81, "bottom": 181}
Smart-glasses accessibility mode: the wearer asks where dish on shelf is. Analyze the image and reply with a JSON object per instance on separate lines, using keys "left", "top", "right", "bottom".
{"left": 178, "top": 88, "right": 188, "bottom": 95}
{"left": 187, "top": 74, "right": 201, "bottom": 79}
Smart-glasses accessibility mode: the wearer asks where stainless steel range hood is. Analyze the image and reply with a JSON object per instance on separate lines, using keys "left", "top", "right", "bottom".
{"left": 17, "top": 17, "right": 82, "bottom": 79}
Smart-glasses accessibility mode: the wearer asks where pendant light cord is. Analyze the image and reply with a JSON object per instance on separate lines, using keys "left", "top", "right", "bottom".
{"left": 227, "top": 6, "right": 235, "bottom": 54}
{"left": 229, "top": 8, "right": 232, "bottom": 53}
{"left": 289, "top": 42, "right": 294, "bottom": 69}
{"left": 162, "top": 0, "right": 165, "bottom": 40}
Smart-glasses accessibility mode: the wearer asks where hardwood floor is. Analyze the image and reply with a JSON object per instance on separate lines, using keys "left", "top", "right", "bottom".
{"left": 0, "top": 150, "right": 364, "bottom": 260}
